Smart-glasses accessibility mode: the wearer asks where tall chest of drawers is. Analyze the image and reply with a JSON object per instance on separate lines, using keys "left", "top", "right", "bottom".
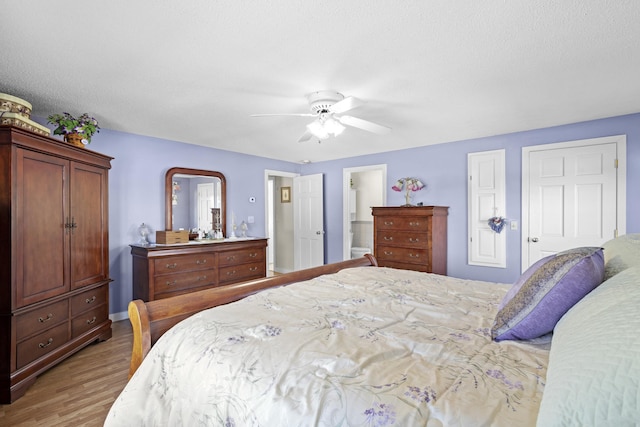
{"left": 131, "top": 238, "right": 268, "bottom": 301}
{"left": 372, "top": 206, "right": 448, "bottom": 274}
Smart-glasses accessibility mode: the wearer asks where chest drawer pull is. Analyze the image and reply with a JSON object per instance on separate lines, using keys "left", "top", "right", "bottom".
{"left": 383, "top": 236, "right": 393, "bottom": 241}
{"left": 225, "top": 255, "right": 237, "bottom": 261}
{"left": 409, "top": 237, "right": 420, "bottom": 242}
{"left": 249, "top": 252, "right": 257, "bottom": 258}
{"left": 384, "top": 251, "right": 394, "bottom": 256}
{"left": 39, "top": 338, "right": 53, "bottom": 349}
{"left": 384, "top": 221, "right": 394, "bottom": 226}
{"left": 86, "top": 296, "right": 96, "bottom": 304}
{"left": 86, "top": 316, "right": 97, "bottom": 325}
{"left": 196, "top": 259, "right": 207, "bottom": 265}
{"left": 166, "top": 280, "right": 177, "bottom": 286}
{"left": 409, "top": 221, "right": 421, "bottom": 227}
{"left": 38, "top": 313, "right": 54, "bottom": 323}
{"left": 166, "top": 263, "right": 178, "bottom": 269}
{"left": 226, "top": 270, "right": 237, "bottom": 276}
{"left": 409, "top": 253, "right": 420, "bottom": 258}
{"left": 198, "top": 275, "right": 207, "bottom": 281}
{"left": 249, "top": 266, "right": 258, "bottom": 272}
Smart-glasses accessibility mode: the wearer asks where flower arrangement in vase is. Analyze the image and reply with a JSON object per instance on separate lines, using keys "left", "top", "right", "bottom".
{"left": 392, "top": 177, "right": 425, "bottom": 206}
{"left": 47, "top": 112, "right": 100, "bottom": 147}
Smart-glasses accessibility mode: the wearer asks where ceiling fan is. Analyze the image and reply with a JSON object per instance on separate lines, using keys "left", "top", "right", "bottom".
{"left": 251, "top": 90, "right": 391, "bottom": 143}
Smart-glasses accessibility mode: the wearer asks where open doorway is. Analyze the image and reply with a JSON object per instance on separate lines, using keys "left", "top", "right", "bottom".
{"left": 265, "top": 170, "right": 299, "bottom": 274}
{"left": 342, "top": 165, "right": 387, "bottom": 260}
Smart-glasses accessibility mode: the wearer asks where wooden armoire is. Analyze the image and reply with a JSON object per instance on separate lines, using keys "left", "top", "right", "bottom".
{"left": 0, "top": 126, "right": 113, "bottom": 403}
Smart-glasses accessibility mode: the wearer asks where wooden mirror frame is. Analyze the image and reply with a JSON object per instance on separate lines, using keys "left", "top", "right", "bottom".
{"left": 165, "top": 167, "right": 226, "bottom": 236}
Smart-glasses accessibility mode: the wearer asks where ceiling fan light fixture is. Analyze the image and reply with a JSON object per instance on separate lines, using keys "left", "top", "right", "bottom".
{"left": 307, "top": 121, "right": 329, "bottom": 140}
{"left": 323, "top": 117, "right": 345, "bottom": 136}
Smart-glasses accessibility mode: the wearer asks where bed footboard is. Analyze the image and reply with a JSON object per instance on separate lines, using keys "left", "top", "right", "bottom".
{"left": 127, "top": 254, "right": 378, "bottom": 378}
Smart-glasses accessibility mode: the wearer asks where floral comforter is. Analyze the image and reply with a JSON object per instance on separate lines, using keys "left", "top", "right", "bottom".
{"left": 105, "top": 267, "right": 549, "bottom": 426}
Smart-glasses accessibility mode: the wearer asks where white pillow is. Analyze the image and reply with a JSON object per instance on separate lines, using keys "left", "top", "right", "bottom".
{"left": 536, "top": 266, "right": 640, "bottom": 426}
{"left": 602, "top": 233, "right": 640, "bottom": 280}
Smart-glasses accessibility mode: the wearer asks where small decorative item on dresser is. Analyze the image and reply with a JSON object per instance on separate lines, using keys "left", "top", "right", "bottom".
{"left": 391, "top": 177, "right": 425, "bottom": 206}
{"left": 47, "top": 112, "right": 100, "bottom": 147}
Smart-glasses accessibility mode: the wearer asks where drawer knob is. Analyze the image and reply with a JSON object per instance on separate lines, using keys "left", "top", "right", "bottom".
{"left": 409, "top": 221, "right": 421, "bottom": 227}
{"left": 86, "top": 316, "right": 97, "bottom": 325}
{"left": 166, "top": 263, "right": 178, "bottom": 269}
{"left": 39, "top": 338, "right": 53, "bottom": 349}
{"left": 226, "top": 256, "right": 236, "bottom": 261}
{"left": 384, "top": 251, "right": 393, "bottom": 255}
{"left": 166, "top": 280, "right": 177, "bottom": 286}
{"left": 227, "top": 270, "right": 237, "bottom": 276}
{"left": 384, "top": 221, "right": 394, "bottom": 226}
{"left": 409, "top": 237, "right": 420, "bottom": 242}
{"left": 86, "top": 296, "right": 96, "bottom": 304}
{"left": 249, "top": 253, "right": 257, "bottom": 258}
{"left": 196, "top": 259, "right": 207, "bottom": 265}
{"left": 409, "top": 253, "right": 420, "bottom": 258}
{"left": 197, "top": 276, "right": 207, "bottom": 281}
{"left": 384, "top": 236, "right": 393, "bottom": 241}
{"left": 249, "top": 266, "right": 258, "bottom": 272}
{"left": 38, "top": 313, "right": 54, "bottom": 323}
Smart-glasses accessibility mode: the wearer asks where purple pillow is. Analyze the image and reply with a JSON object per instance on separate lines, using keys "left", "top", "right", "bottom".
{"left": 492, "top": 247, "right": 605, "bottom": 341}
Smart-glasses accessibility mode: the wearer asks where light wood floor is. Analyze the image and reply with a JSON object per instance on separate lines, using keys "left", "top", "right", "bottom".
{"left": 0, "top": 320, "right": 132, "bottom": 427}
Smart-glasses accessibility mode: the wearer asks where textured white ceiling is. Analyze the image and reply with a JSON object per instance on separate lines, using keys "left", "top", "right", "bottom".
{"left": 2, "top": 1, "right": 639, "bottom": 163}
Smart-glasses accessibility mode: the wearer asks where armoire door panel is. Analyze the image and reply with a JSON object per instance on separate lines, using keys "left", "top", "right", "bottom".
{"left": 70, "top": 162, "right": 109, "bottom": 289}
{"left": 16, "top": 149, "right": 69, "bottom": 307}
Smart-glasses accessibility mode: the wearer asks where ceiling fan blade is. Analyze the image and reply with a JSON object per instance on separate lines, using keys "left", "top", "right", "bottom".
{"left": 338, "top": 115, "right": 391, "bottom": 134}
{"left": 329, "top": 96, "right": 364, "bottom": 114}
{"left": 250, "top": 113, "right": 316, "bottom": 117}
{"left": 297, "top": 130, "right": 314, "bottom": 143}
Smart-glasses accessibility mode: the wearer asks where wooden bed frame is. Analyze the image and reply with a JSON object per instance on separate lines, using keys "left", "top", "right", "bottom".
{"left": 127, "top": 254, "right": 378, "bottom": 377}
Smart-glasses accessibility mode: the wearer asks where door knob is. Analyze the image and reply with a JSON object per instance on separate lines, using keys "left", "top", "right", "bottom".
{"left": 316, "top": 231, "right": 325, "bottom": 235}
{"left": 530, "top": 237, "right": 539, "bottom": 242}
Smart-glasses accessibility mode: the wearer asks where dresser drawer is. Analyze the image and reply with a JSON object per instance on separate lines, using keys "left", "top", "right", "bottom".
{"left": 219, "top": 261, "right": 265, "bottom": 284}
{"left": 71, "top": 304, "right": 109, "bottom": 338}
{"left": 376, "top": 245, "right": 430, "bottom": 266}
{"left": 16, "top": 322, "right": 69, "bottom": 369}
{"left": 15, "top": 300, "right": 69, "bottom": 342}
{"left": 154, "top": 268, "right": 217, "bottom": 297}
{"left": 379, "top": 260, "right": 431, "bottom": 273}
{"left": 376, "top": 231, "right": 429, "bottom": 249}
{"left": 219, "top": 248, "right": 265, "bottom": 266}
{"left": 376, "top": 216, "right": 430, "bottom": 232}
{"left": 71, "top": 285, "right": 108, "bottom": 316}
{"left": 154, "top": 253, "right": 216, "bottom": 275}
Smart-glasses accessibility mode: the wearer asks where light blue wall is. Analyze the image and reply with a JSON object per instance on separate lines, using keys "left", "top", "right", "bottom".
{"left": 36, "top": 112, "right": 640, "bottom": 315}
{"left": 304, "top": 112, "right": 640, "bottom": 284}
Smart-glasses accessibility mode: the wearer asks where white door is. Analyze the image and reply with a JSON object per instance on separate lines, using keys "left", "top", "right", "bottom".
{"left": 197, "top": 183, "right": 215, "bottom": 231}
{"left": 523, "top": 137, "right": 624, "bottom": 270}
{"left": 294, "top": 173, "right": 324, "bottom": 269}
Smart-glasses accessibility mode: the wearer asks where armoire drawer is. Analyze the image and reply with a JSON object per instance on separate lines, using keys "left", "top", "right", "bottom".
{"left": 219, "top": 248, "right": 265, "bottom": 266}
{"left": 71, "top": 304, "right": 109, "bottom": 337}
{"left": 376, "top": 245, "right": 430, "bottom": 266}
{"left": 71, "top": 285, "right": 108, "bottom": 316}
{"left": 15, "top": 299, "right": 69, "bottom": 342}
{"left": 16, "top": 322, "right": 69, "bottom": 369}
{"left": 219, "top": 262, "right": 265, "bottom": 284}
{"left": 154, "top": 253, "right": 216, "bottom": 275}
{"left": 153, "top": 268, "right": 217, "bottom": 296}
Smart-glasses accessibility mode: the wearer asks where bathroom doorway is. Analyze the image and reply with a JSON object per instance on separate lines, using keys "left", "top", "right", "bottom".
{"left": 342, "top": 164, "right": 387, "bottom": 260}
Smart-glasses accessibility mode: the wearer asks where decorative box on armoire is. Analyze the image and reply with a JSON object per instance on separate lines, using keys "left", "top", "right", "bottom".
{"left": 372, "top": 206, "right": 448, "bottom": 275}
{"left": 0, "top": 126, "right": 113, "bottom": 403}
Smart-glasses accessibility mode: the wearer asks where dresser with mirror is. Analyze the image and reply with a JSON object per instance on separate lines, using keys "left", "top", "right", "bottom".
{"left": 131, "top": 167, "right": 267, "bottom": 302}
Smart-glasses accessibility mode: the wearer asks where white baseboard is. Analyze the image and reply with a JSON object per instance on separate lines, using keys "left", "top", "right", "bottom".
{"left": 110, "top": 311, "right": 129, "bottom": 322}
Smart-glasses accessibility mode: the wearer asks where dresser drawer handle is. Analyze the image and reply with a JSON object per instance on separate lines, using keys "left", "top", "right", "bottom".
{"left": 226, "top": 255, "right": 236, "bottom": 261}
{"left": 166, "top": 280, "right": 177, "bottom": 286}
{"left": 39, "top": 338, "right": 53, "bottom": 349}
{"left": 249, "top": 266, "right": 258, "bottom": 272}
{"left": 409, "top": 221, "right": 421, "bottom": 227}
{"left": 383, "top": 236, "right": 393, "bottom": 241}
{"left": 196, "top": 259, "right": 207, "bottom": 265}
{"left": 86, "top": 296, "right": 96, "bottom": 304}
{"left": 38, "top": 313, "right": 54, "bottom": 323}
{"left": 384, "top": 251, "right": 394, "bottom": 256}
{"left": 226, "top": 270, "right": 237, "bottom": 276}
{"left": 384, "top": 221, "right": 394, "bottom": 226}
{"left": 166, "top": 263, "right": 178, "bottom": 269}
{"left": 249, "top": 253, "right": 257, "bottom": 258}
{"left": 409, "top": 253, "right": 420, "bottom": 258}
{"left": 409, "top": 237, "right": 420, "bottom": 242}
{"left": 197, "top": 275, "right": 207, "bottom": 281}
{"left": 86, "top": 316, "right": 97, "bottom": 325}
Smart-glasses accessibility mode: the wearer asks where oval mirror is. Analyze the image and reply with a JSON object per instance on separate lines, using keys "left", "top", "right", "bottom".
{"left": 165, "top": 167, "right": 226, "bottom": 237}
